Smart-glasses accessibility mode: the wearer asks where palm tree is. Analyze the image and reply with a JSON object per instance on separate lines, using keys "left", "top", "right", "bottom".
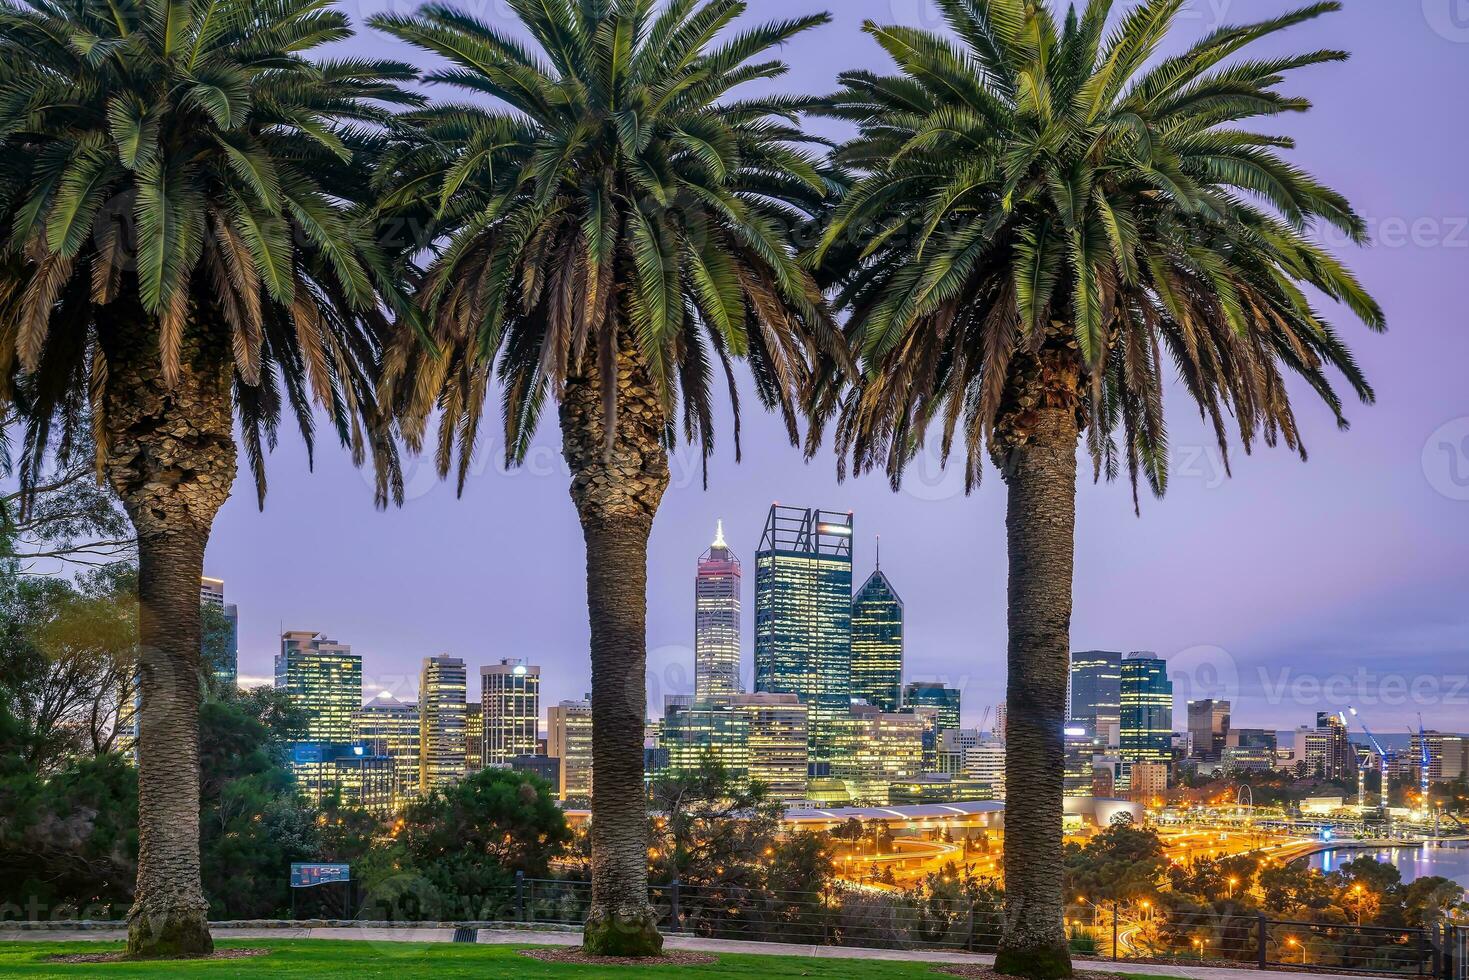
{"left": 811, "top": 2, "right": 1382, "bottom": 976}
{"left": 0, "top": 0, "right": 418, "bottom": 956}
{"left": 371, "top": 0, "right": 843, "bottom": 956}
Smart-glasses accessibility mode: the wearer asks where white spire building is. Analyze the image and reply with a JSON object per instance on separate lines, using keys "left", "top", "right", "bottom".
{"left": 695, "top": 520, "right": 742, "bottom": 702}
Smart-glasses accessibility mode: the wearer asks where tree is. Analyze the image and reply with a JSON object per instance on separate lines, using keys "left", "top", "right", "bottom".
{"left": 0, "top": 0, "right": 420, "bottom": 955}
{"left": 362, "top": 768, "right": 572, "bottom": 921}
{"left": 0, "top": 563, "right": 138, "bottom": 769}
{"left": 650, "top": 760, "right": 782, "bottom": 891}
{"left": 372, "top": 0, "right": 843, "bottom": 955}
{"left": 813, "top": 3, "right": 1381, "bottom": 975}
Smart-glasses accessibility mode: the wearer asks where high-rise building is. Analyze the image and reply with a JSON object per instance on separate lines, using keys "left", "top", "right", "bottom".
{"left": 661, "top": 700, "right": 751, "bottom": 788}
{"left": 465, "top": 703, "right": 484, "bottom": 773}
{"left": 1069, "top": 651, "right": 1122, "bottom": 746}
{"left": 754, "top": 505, "right": 853, "bottom": 761}
{"left": 1119, "top": 652, "right": 1172, "bottom": 775}
{"left": 1187, "top": 699, "right": 1231, "bottom": 761}
{"left": 354, "top": 691, "right": 420, "bottom": 809}
{"left": 903, "top": 682, "right": 960, "bottom": 734}
{"left": 851, "top": 547, "right": 903, "bottom": 713}
{"left": 1293, "top": 711, "right": 1353, "bottom": 780}
{"left": 291, "top": 742, "right": 394, "bottom": 813}
{"left": 1222, "top": 727, "right": 1276, "bottom": 773}
{"left": 830, "top": 705, "right": 925, "bottom": 804}
{"left": 1064, "top": 724, "right": 1108, "bottom": 797}
{"left": 419, "top": 655, "right": 467, "bottom": 793}
{"left": 695, "top": 521, "right": 742, "bottom": 703}
{"left": 1411, "top": 731, "right": 1468, "bottom": 784}
{"left": 200, "top": 576, "right": 239, "bottom": 689}
{"left": 275, "top": 631, "right": 361, "bottom": 744}
{"left": 731, "top": 693, "right": 809, "bottom": 802}
{"left": 1128, "top": 761, "right": 1169, "bottom": 805}
{"left": 547, "top": 699, "right": 593, "bottom": 801}
{"left": 481, "top": 659, "right": 540, "bottom": 765}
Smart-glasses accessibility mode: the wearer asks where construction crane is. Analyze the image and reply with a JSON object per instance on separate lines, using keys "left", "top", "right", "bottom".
{"left": 1416, "top": 714, "right": 1431, "bottom": 806}
{"left": 1347, "top": 707, "right": 1391, "bottom": 813}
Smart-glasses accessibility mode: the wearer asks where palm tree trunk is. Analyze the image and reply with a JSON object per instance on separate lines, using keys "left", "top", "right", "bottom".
{"left": 99, "top": 314, "right": 235, "bottom": 959}
{"left": 560, "top": 333, "right": 669, "bottom": 958}
{"left": 993, "top": 345, "right": 1081, "bottom": 980}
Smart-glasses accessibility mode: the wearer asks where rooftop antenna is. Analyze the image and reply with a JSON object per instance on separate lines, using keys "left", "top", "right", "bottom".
{"left": 875, "top": 534, "right": 881, "bottom": 570}
{"left": 712, "top": 519, "right": 727, "bottom": 549}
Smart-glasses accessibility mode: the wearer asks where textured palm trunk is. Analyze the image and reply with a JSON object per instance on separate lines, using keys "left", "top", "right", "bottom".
{"left": 992, "top": 343, "right": 1081, "bottom": 980}
{"left": 100, "top": 312, "right": 235, "bottom": 959}
{"left": 560, "top": 334, "right": 669, "bottom": 957}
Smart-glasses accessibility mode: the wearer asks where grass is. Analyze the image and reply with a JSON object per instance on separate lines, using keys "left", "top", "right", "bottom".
{"left": 0, "top": 940, "right": 1185, "bottom": 979}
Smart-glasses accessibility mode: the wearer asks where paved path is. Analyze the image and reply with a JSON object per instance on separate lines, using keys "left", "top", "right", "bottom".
{"left": 0, "top": 925, "right": 1388, "bottom": 980}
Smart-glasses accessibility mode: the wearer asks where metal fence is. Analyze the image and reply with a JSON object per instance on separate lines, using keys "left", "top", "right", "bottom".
{"left": 349, "top": 875, "right": 1455, "bottom": 976}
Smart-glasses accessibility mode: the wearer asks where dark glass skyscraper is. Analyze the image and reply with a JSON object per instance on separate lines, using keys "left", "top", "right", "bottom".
{"left": 902, "top": 681, "right": 960, "bottom": 733}
{"left": 1069, "top": 650, "right": 1122, "bottom": 745}
{"left": 1120, "top": 652, "right": 1172, "bottom": 770}
{"left": 695, "top": 520, "right": 742, "bottom": 702}
{"left": 851, "top": 544, "right": 903, "bottom": 713}
{"left": 754, "top": 505, "right": 853, "bottom": 762}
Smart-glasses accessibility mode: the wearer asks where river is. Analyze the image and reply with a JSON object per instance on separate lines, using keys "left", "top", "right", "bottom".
{"left": 1310, "top": 842, "right": 1469, "bottom": 887}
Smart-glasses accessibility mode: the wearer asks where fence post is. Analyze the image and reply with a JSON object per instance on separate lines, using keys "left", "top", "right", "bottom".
{"left": 670, "top": 880, "right": 681, "bottom": 935}
{"left": 1257, "top": 914, "right": 1268, "bottom": 970}
{"left": 967, "top": 901, "right": 976, "bottom": 953}
{"left": 514, "top": 871, "right": 525, "bottom": 923}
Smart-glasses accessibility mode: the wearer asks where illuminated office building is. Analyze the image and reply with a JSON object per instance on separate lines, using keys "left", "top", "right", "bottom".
{"left": 481, "top": 659, "right": 540, "bottom": 765}
{"left": 547, "top": 699, "right": 593, "bottom": 801}
{"left": 465, "top": 703, "right": 483, "bottom": 773}
{"left": 292, "top": 742, "right": 394, "bottom": 813}
{"left": 353, "top": 691, "right": 420, "bottom": 809}
{"left": 420, "top": 655, "right": 467, "bottom": 793}
{"left": 851, "top": 546, "right": 903, "bottom": 713}
{"left": 1069, "top": 650, "right": 1122, "bottom": 746}
{"left": 731, "top": 693, "right": 809, "bottom": 801}
{"left": 275, "top": 631, "right": 361, "bottom": 744}
{"left": 829, "top": 705, "right": 925, "bottom": 804}
{"left": 695, "top": 521, "right": 742, "bottom": 703}
{"left": 754, "top": 505, "right": 853, "bottom": 761}
{"left": 1119, "top": 652, "right": 1172, "bottom": 777}
{"left": 903, "top": 682, "right": 960, "bottom": 733}
{"left": 661, "top": 700, "right": 750, "bottom": 788}
{"left": 1064, "top": 724, "right": 1108, "bottom": 797}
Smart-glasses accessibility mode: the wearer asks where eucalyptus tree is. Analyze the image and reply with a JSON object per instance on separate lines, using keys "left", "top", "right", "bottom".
{"left": 0, "top": 0, "right": 418, "bottom": 956}
{"left": 372, "top": 0, "right": 843, "bottom": 955}
{"left": 812, "top": 2, "right": 1382, "bottom": 975}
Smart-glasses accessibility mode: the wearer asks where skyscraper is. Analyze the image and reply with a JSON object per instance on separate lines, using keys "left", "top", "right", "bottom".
{"left": 354, "top": 691, "right": 420, "bottom": 809}
{"left": 200, "top": 576, "right": 239, "bottom": 689}
{"left": 661, "top": 700, "right": 751, "bottom": 788}
{"left": 902, "top": 682, "right": 960, "bottom": 733}
{"left": 1069, "top": 650, "right": 1122, "bottom": 746}
{"left": 547, "top": 699, "right": 593, "bottom": 801}
{"left": 481, "top": 659, "right": 540, "bottom": 766}
{"left": 694, "top": 520, "right": 742, "bottom": 702}
{"left": 851, "top": 544, "right": 903, "bottom": 713}
{"left": 419, "top": 655, "right": 467, "bottom": 793}
{"left": 754, "top": 505, "right": 853, "bottom": 761}
{"left": 1119, "top": 652, "right": 1172, "bottom": 777}
{"left": 275, "top": 631, "right": 361, "bottom": 744}
{"left": 1187, "top": 699, "right": 1231, "bottom": 761}
{"left": 465, "top": 703, "right": 484, "bottom": 773}
{"left": 731, "top": 692, "right": 809, "bottom": 802}
{"left": 830, "top": 704, "right": 925, "bottom": 804}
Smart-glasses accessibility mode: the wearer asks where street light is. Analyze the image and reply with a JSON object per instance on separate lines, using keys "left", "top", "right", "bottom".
{"left": 1227, "top": 876, "right": 1238, "bottom": 899}
{"left": 1353, "top": 883, "right": 1366, "bottom": 926}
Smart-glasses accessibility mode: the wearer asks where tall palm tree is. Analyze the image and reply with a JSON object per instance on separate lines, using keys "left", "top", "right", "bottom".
{"left": 811, "top": 2, "right": 1382, "bottom": 975}
{"left": 0, "top": 0, "right": 418, "bottom": 956}
{"left": 372, "top": 0, "right": 843, "bottom": 956}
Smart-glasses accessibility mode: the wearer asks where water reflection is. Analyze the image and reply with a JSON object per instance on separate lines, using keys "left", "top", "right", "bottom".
{"left": 1311, "top": 843, "right": 1469, "bottom": 886}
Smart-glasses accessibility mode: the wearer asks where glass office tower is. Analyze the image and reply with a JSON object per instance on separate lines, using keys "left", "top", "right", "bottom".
{"left": 694, "top": 520, "right": 742, "bottom": 702}
{"left": 851, "top": 547, "right": 903, "bottom": 713}
{"left": 1120, "top": 652, "right": 1173, "bottom": 771}
{"left": 1069, "top": 650, "right": 1123, "bottom": 746}
{"left": 754, "top": 505, "right": 853, "bottom": 762}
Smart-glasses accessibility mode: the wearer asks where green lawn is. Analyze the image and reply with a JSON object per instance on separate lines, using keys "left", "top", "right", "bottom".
{"left": 0, "top": 940, "right": 1180, "bottom": 979}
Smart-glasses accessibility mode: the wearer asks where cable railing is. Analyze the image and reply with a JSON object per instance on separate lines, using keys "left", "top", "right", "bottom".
{"left": 342, "top": 875, "right": 1454, "bottom": 976}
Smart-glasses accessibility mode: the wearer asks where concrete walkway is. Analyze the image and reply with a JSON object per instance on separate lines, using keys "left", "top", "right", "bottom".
{"left": 0, "top": 925, "right": 1388, "bottom": 980}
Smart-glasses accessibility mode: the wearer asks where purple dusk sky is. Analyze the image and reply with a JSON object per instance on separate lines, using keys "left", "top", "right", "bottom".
{"left": 194, "top": 1, "right": 1468, "bottom": 732}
